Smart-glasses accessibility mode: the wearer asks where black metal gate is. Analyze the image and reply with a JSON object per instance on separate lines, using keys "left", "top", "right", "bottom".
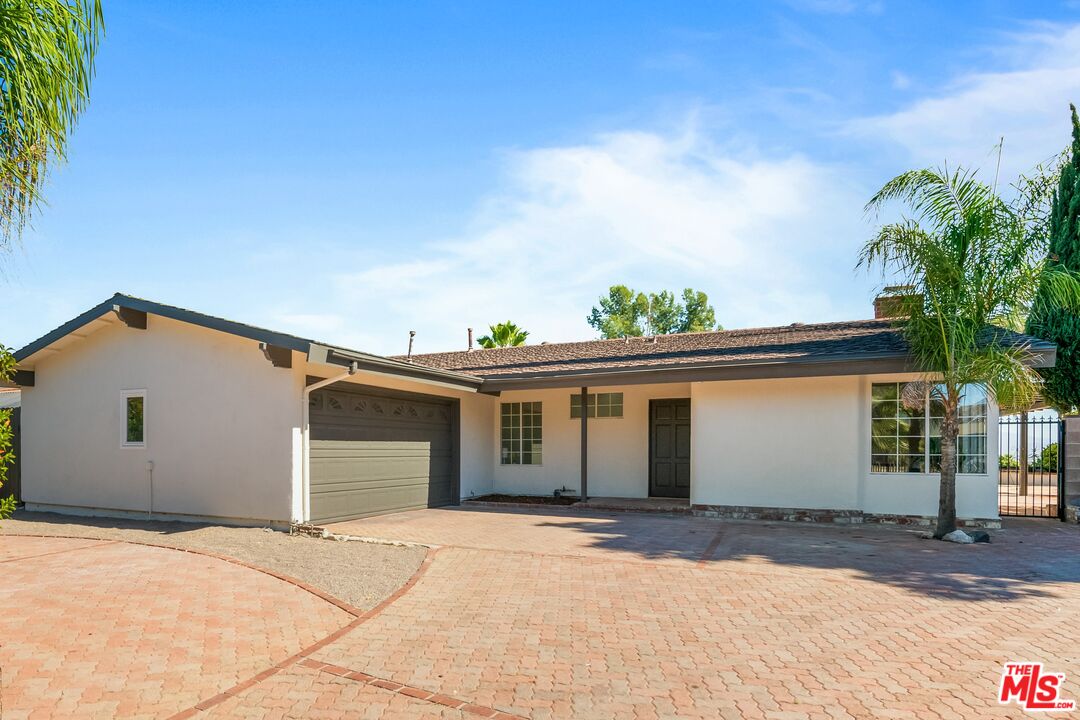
{"left": 998, "top": 415, "right": 1063, "bottom": 518}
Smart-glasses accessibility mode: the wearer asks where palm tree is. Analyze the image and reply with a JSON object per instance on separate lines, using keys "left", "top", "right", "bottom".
{"left": 1, "top": 0, "right": 104, "bottom": 248}
{"left": 0, "top": 0, "right": 103, "bottom": 522}
{"left": 860, "top": 166, "right": 1080, "bottom": 538}
{"left": 477, "top": 322, "right": 529, "bottom": 348}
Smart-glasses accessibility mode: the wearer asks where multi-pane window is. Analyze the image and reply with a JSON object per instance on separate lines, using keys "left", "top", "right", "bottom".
{"left": 123, "top": 390, "right": 146, "bottom": 447}
{"left": 953, "top": 386, "right": 988, "bottom": 474}
{"left": 570, "top": 392, "right": 623, "bottom": 418}
{"left": 501, "top": 402, "right": 542, "bottom": 465}
{"left": 871, "top": 382, "right": 987, "bottom": 474}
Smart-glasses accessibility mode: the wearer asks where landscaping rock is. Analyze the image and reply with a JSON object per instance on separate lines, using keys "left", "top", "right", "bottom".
{"left": 968, "top": 530, "right": 991, "bottom": 543}
{"left": 942, "top": 529, "right": 974, "bottom": 544}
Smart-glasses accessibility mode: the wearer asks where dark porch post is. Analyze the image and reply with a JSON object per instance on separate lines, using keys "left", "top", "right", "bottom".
{"left": 580, "top": 385, "right": 588, "bottom": 502}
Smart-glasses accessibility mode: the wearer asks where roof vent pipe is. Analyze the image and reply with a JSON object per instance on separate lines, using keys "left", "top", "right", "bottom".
{"left": 467, "top": 327, "right": 474, "bottom": 351}
{"left": 406, "top": 330, "right": 416, "bottom": 362}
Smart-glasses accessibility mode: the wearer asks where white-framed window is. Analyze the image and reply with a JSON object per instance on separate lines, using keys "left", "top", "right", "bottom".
{"left": 501, "top": 401, "right": 541, "bottom": 465}
{"left": 122, "top": 389, "right": 147, "bottom": 448}
{"left": 870, "top": 382, "right": 987, "bottom": 474}
{"left": 570, "top": 392, "right": 623, "bottom": 418}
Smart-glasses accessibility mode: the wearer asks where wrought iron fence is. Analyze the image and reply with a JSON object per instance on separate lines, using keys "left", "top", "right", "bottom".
{"left": 998, "top": 415, "right": 1062, "bottom": 518}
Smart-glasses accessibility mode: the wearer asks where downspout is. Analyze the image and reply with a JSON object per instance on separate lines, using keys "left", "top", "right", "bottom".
{"left": 301, "top": 361, "right": 358, "bottom": 523}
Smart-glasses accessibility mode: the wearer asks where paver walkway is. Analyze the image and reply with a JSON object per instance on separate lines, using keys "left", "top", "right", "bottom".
{"left": 5, "top": 509, "right": 1080, "bottom": 719}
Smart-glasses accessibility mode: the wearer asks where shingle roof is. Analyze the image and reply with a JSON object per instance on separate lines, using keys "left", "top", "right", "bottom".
{"left": 403, "top": 320, "right": 1055, "bottom": 380}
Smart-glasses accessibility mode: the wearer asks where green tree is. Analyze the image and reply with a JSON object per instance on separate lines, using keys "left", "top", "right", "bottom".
{"left": 999, "top": 453, "right": 1019, "bottom": 469}
{"left": 1033, "top": 442, "right": 1059, "bottom": 472}
{"left": 680, "top": 288, "right": 718, "bottom": 333}
{"left": 0, "top": 0, "right": 103, "bottom": 520}
{"left": 587, "top": 285, "right": 649, "bottom": 338}
{"left": 1, "top": 0, "right": 104, "bottom": 249}
{"left": 1027, "top": 105, "right": 1080, "bottom": 411}
{"left": 477, "top": 321, "right": 529, "bottom": 348}
{"left": 860, "top": 165, "right": 1080, "bottom": 538}
{"left": 587, "top": 285, "right": 720, "bottom": 338}
{"left": 648, "top": 290, "right": 681, "bottom": 335}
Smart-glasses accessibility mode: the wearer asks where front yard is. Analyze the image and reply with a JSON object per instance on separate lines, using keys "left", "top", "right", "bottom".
{"left": 2, "top": 506, "right": 1079, "bottom": 718}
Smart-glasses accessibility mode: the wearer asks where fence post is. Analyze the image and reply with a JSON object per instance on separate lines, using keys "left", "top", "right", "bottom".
{"left": 1019, "top": 410, "right": 1029, "bottom": 496}
{"left": 1059, "top": 419, "right": 1066, "bottom": 521}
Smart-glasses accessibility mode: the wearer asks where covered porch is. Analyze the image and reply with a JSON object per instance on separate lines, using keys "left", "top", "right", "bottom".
{"left": 491, "top": 381, "right": 693, "bottom": 503}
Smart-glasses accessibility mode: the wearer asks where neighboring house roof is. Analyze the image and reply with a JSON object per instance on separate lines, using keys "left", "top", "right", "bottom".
{"left": 403, "top": 321, "right": 1058, "bottom": 390}
{"left": 0, "top": 388, "right": 20, "bottom": 409}
{"left": 13, "top": 293, "right": 484, "bottom": 391}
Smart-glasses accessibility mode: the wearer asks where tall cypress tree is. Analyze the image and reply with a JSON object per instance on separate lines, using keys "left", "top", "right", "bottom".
{"left": 1027, "top": 104, "right": 1080, "bottom": 410}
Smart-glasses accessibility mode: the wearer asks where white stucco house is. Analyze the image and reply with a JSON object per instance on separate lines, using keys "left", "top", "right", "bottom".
{"left": 11, "top": 294, "right": 1056, "bottom": 527}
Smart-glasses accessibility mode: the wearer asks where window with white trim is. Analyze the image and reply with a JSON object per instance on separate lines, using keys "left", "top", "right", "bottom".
{"left": 570, "top": 392, "right": 623, "bottom": 418}
{"left": 122, "top": 390, "right": 146, "bottom": 448}
{"left": 870, "top": 382, "right": 986, "bottom": 474}
{"left": 501, "top": 401, "right": 541, "bottom": 465}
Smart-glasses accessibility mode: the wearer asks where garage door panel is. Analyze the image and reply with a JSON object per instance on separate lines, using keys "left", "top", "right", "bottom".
{"left": 310, "top": 440, "right": 453, "bottom": 458}
{"left": 311, "top": 450, "right": 451, "bottom": 487}
{"left": 309, "top": 387, "right": 456, "bottom": 523}
{"left": 311, "top": 423, "right": 452, "bottom": 444}
{"left": 311, "top": 482, "right": 452, "bottom": 523}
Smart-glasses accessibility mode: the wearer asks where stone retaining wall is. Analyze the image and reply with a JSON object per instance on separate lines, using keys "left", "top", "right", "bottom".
{"left": 691, "top": 504, "right": 1001, "bottom": 529}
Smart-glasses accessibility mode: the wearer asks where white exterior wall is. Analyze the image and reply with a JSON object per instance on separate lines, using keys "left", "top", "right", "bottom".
{"left": 690, "top": 376, "right": 864, "bottom": 510}
{"left": 21, "top": 316, "right": 301, "bottom": 524}
{"left": 690, "top": 373, "right": 999, "bottom": 520}
{"left": 490, "top": 373, "right": 998, "bottom": 520}
{"left": 492, "top": 383, "right": 691, "bottom": 498}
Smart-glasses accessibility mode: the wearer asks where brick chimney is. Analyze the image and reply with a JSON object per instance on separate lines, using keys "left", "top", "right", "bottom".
{"left": 874, "top": 286, "right": 920, "bottom": 319}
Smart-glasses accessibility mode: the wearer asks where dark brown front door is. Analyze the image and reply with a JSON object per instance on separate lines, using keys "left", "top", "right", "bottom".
{"left": 650, "top": 399, "right": 691, "bottom": 498}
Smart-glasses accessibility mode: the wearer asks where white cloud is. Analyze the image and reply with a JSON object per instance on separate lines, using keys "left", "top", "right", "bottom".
{"left": 316, "top": 126, "right": 870, "bottom": 356}
{"left": 848, "top": 23, "right": 1080, "bottom": 181}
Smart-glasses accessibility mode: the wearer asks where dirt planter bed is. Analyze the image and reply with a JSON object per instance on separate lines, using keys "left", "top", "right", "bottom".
{"left": 1, "top": 510, "right": 427, "bottom": 611}
{"left": 467, "top": 494, "right": 580, "bottom": 506}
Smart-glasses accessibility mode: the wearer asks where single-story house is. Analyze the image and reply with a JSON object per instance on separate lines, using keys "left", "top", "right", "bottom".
{"left": 11, "top": 293, "right": 1056, "bottom": 527}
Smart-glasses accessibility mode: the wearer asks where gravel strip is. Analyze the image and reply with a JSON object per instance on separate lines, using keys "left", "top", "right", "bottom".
{"left": 1, "top": 510, "right": 428, "bottom": 611}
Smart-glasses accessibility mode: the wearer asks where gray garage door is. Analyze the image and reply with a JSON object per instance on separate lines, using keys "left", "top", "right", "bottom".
{"left": 309, "top": 385, "right": 456, "bottom": 524}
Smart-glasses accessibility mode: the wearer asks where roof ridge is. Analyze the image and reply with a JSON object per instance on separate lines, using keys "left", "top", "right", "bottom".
{"left": 406, "top": 317, "right": 894, "bottom": 359}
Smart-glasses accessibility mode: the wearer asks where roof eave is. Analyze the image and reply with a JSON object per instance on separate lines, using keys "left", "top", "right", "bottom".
{"left": 309, "top": 344, "right": 484, "bottom": 391}
{"left": 1030, "top": 346, "right": 1056, "bottom": 369}
{"left": 475, "top": 353, "right": 919, "bottom": 391}
{"left": 15, "top": 293, "right": 313, "bottom": 365}
{"left": 428, "top": 340, "right": 1060, "bottom": 391}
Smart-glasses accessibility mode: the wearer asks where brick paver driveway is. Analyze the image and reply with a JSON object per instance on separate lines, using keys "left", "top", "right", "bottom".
{"left": 310, "top": 508, "right": 1080, "bottom": 719}
{"left": 5, "top": 510, "right": 1080, "bottom": 719}
{"left": 0, "top": 535, "right": 354, "bottom": 719}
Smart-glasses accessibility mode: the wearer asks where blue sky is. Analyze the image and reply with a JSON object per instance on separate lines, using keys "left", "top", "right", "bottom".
{"left": 5, "top": 0, "right": 1080, "bottom": 355}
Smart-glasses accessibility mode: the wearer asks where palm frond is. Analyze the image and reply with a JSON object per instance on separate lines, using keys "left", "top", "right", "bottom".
{"left": 0, "top": 0, "right": 104, "bottom": 248}
{"left": 864, "top": 167, "right": 997, "bottom": 231}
